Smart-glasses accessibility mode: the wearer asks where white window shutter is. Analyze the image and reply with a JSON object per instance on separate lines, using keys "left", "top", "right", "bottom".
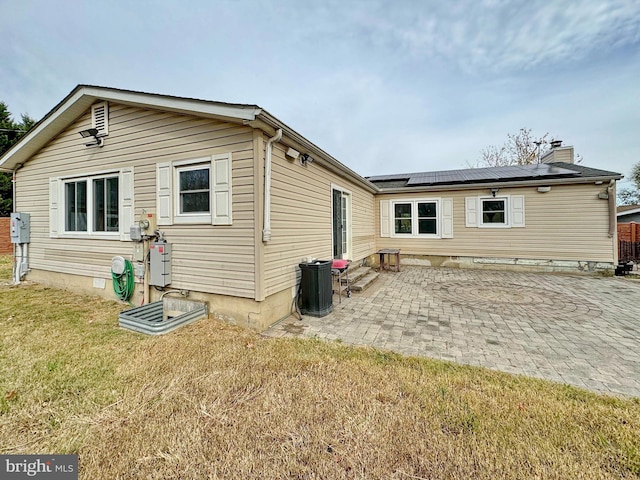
{"left": 49, "top": 178, "right": 60, "bottom": 237}
{"left": 380, "top": 200, "right": 390, "bottom": 237}
{"left": 91, "top": 102, "right": 109, "bottom": 136}
{"left": 511, "top": 195, "right": 525, "bottom": 227}
{"left": 119, "top": 167, "right": 135, "bottom": 241}
{"left": 212, "top": 153, "right": 232, "bottom": 225}
{"left": 156, "top": 162, "right": 173, "bottom": 226}
{"left": 441, "top": 198, "right": 453, "bottom": 238}
{"left": 465, "top": 197, "right": 478, "bottom": 227}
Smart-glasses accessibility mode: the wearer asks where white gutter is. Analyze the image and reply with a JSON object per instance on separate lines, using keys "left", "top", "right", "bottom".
{"left": 263, "top": 128, "right": 282, "bottom": 242}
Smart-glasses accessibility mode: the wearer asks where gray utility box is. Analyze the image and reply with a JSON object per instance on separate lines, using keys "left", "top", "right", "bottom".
{"left": 10, "top": 212, "right": 30, "bottom": 243}
{"left": 150, "top": 242, "right": 172, "bottom": 287}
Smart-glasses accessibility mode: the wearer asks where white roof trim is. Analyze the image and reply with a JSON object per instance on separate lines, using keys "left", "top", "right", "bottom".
{"left": 79, "top": 86, "right": 261, "bottom": 121}
{"left": 0, "top": 85, "right": 262, "bottom": 172}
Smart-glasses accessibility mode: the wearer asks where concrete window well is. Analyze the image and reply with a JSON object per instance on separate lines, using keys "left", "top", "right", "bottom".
{"left": 119, "top": 297, "right": 208, "bottom": 335}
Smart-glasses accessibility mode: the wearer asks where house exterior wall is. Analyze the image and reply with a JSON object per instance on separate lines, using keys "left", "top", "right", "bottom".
{"left": 375, "top": 183, "right": 615, "bottom": 271}
{"left": 263, "top": 141, "right": 376, "bottom": 299}
{"left": 16, "top": 102, "right": 258, "bottom": 300}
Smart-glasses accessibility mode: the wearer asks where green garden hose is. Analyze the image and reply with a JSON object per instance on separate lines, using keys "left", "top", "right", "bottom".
{"left": 112, "top": 258, "right": 135, "bottom": 303}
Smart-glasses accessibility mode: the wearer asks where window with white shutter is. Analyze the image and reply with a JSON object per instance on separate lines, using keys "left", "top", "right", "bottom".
{"left": 386, "top": 198, "right": 446, "bottom": 238}
{"left": 155, "top": 154, "right": 233, "bottom": 226}
{"left": 465, "top": 194, "right": 525, "bottom": 229}
{"left": 379, "top": 200, "right": 390, "bottom": 237}
{"left": 49, "top": 166, "right": 133, "bottom": 239}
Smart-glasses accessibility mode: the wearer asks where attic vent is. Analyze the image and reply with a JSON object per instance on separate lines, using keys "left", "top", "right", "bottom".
{"left": 91, "top": 102, "right": 109, "bottom": 136}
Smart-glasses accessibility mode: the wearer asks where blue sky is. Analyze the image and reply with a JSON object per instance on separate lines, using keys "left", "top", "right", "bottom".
{"left": 1, "top": 0, "right": 639, "bottom": 187}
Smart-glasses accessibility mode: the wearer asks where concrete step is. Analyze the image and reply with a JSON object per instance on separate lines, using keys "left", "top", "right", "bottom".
{"left": 350, "top": 271, "right": 380, "bottom": 292}
{"left": 336, "top": 265, "right": 370, "bottom": 285}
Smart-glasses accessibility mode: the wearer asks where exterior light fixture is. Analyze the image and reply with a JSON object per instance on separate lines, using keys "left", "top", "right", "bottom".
{"left": 299, "top": 153, "right": 314, "bottom": 166}
{"left": 490, "top": 187, "right": 500, "bottom": 197}
{"left": 78, "top": 128, "right": 102, "bottom": 147}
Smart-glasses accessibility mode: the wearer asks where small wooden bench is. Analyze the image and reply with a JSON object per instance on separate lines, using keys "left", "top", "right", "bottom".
{"left": 377, "top": 249, "right": 400, "bottom": 272}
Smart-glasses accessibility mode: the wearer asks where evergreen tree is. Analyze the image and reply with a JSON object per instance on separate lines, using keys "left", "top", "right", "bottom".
{"left": 0, "top": 102, "right": 36, "bottom": 216}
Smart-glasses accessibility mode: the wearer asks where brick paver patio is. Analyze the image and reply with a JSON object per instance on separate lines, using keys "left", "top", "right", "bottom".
{"left": 264, "top": 267, "right": 640, "bottom": 398}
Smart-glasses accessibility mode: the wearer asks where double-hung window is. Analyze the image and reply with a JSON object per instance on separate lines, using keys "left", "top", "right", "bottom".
{"left": 177, "top": 164, "right": 210, "bottom": 216}
{"left": 480, "top": 198, "right": 507, "bottom": 226}
{"left": 63, "top": 174, "right": 119, "bottom": 234}
{"left": 392, "top": 199, "right": 440, "bottom": 237}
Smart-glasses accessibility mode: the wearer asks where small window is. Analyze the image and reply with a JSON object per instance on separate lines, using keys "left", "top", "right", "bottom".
{"left": 481, "top": 198, "right": 507, "bottom": 226}
{"left": 177, "top": 165, "right": 210, "bottom": 214}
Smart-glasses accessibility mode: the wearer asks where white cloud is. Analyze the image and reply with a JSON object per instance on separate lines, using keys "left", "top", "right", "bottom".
{"left": 345, "top": 0, "right": 640, "bottom": 73}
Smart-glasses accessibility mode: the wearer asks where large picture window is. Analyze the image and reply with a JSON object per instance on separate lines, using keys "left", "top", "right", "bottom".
{"left": 392, "top": 199, "right": 439, "bottom": 237}
{"left": 64, "top": 174, "right": 119, "bottom": 234}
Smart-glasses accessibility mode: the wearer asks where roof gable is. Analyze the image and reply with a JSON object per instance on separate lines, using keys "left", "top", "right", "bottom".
{"left": 0, "top": 85, "right": 263, "bottom": 172}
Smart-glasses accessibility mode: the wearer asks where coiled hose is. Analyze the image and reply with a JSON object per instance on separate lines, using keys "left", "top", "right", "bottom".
{"left": 112, "top": 259, "right": 135, "bottom": 303}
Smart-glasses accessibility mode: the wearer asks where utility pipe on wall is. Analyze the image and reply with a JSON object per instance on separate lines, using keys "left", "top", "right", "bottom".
{"left": 263, "top": 128, "right": 282, "bottom": 243}
{"left": 14, "top": 244, "right": 22, "bottom": 284}
{"left": 12, "top": 164, "right": 23, "bottom": 284}
{"left": 607, "top": 180, "right": 615, "bottom": 238}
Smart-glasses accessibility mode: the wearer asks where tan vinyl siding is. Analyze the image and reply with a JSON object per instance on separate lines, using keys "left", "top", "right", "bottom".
{"left": 263, "top": 142, "right": 376, "bottom": 297}
{"left": 16, "top": 103, "right": 257, "bottom": 298}
{"left": 376, "top": 184, "right": 614, "bottom": 262}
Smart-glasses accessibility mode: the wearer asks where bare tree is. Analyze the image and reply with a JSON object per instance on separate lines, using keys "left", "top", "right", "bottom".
{"left": 617, "top": 162, "right": 640, "bottom": 206}
{"left": 476, "top": 128, "right": 551, "bottom": 167}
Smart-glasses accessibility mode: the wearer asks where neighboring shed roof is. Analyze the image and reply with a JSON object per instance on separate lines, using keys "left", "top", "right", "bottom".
{"left": 367, "top": 162, "right": 622, "bottom": 190}
{"left": 617, "top": 205, "right": 640, "bottom": 217}
{"left": 618, "top": 204, "right": 640, "bottom": 214}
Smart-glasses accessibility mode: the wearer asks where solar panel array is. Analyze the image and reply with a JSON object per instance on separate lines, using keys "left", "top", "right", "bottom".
{"left": 367, "top": 164, "right": 579, "bottom": 186}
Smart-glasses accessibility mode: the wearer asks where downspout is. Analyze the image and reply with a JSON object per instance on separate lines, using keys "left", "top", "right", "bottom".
{"left": 263, "top": 128, "right": 282, "bottom": 242}
{"left": 607, "top": 180, "right": 615, "bottom": 238}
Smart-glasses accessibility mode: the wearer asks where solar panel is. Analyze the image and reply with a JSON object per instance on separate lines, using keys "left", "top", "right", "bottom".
{"left": 405, "top": 163, "right": 578, "bottom": 186}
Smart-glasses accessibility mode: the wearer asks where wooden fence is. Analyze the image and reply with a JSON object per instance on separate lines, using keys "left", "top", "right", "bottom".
{"left": 618, "top": 222, "right": 640, "bottom": 263}
{"left": 0, "top": 217, "right": 11, "bottom": 254}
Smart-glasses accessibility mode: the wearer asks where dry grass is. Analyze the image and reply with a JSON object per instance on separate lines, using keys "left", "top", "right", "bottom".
{"left": 0, "top": 255, "right": 12, "bottom": 283}
{"left": 0, "top": 256, "right": 639, "bottom": 479}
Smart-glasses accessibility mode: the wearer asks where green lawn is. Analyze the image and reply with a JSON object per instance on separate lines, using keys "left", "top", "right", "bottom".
{"left": 0, "top": 256, "right": 638, "bottom": 479}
